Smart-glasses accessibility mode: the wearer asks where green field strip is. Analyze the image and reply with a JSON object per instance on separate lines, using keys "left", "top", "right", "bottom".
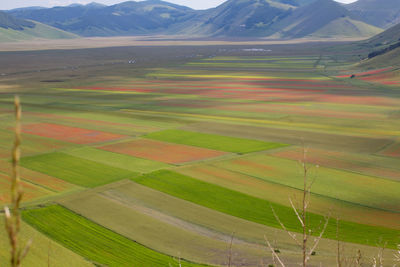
{"left": 145, "top": 129, "right": 288, "bottom": 154}
{"left": 60, "top": 180, "right": 387, "bottom": 266}
{"left": 132, "top": 170, "right": 400, "bottom": 249}
{"left": 65, "top": 147, "right": 171, "bottom": 173}
{"left": 20, "top": 152, "right": 137, "bottom": 187}
{"left": 22, "top": 205, "right": 208, "bottom": 267}
{"left": 180, "top": 122, "right": 392, "bottom": 154}
{"left": 0, "top": 216, "right": 93, "bottom": 266}
{"left": 212, "top": 154, "right": 400, "bottom": 213}
{"left": 60, "top": 188, "right": 270, "bottom": 266}
{"left": 200, "top": 57, "right": 323, "bottom": 61}
{"left": 176, "top": 164, "right": 400, "bottom": 230}
{"left": 121, "top": 108, "right": 400, "bottom": 139}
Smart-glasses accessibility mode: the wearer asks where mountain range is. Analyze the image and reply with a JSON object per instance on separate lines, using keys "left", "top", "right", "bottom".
{"left": 0, "top": 0, "right": 399, "bottom": 40}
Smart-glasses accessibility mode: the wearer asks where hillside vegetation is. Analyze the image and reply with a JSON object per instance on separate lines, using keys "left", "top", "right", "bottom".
{"left": 7, "top": 0, "right": 385, "bottom": 39}
{"left": 0, "top": 11, "right": 34, "bottom": 30}
{"left": 0, "top": 22, "right": 78, "bottom": 42}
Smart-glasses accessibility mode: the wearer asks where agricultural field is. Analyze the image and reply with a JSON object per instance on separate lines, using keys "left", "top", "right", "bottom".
{"left": 145, "top": 129, "right": 288, "bottom": 153}
{"left": 59, "top": 179, "right": 393, "bottom": 266}
{"left": 22, "top": 205, "right": 205, "bottom": 267}
{"left": 20, "top": 152, "right": 136, "bottom": 187}
{"left": 0, "top": 216, "right": 93, "bottom": 266}
{"left": 0, "top": 44, "right": 399, "bottom": 266}
{"left": 99, "top": 139, "right": 229, "bottom": 164}
{"left": 132, "top": 170, "right": 400, "bottom": 249}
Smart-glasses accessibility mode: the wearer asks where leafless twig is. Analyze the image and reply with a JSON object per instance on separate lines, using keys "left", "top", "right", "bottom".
{"left": 265, "top": 235, "right": 285, "bottom": 267}
{"left": 266, "top": 146, "right": 329, "bottom": 267}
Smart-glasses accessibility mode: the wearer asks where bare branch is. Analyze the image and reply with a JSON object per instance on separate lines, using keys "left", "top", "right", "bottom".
{"left": 289, "top": 198, "right": 304, "bottom": 227}
{"left": 271, "top": 205, "right": 302, "bottom": 247}
{"left": 308, "top": 215, "right": 330, "bottom": 257}
{"left": 265, "top": 235, "right": 286, "bottom": 267}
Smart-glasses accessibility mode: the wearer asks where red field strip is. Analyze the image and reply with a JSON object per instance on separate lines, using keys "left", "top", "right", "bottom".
{"left": 381, "top": 143, "right": 400, "bottom": 158}
{"left": 28, "top": 112, "right": 160, "bottom": 132}
{"left": 315, "top": 95, "right": 399, "bottom": 106}
{"left": 78, "top": 86, "right": 325, "bottom": 93}
{"left": 76, "top": 86, "right": 399, "bottom": 106}
{"left": 0, "top": 148, "right": 9, "bottom": 159}
{"left": 99, "top": 139, "right": 227, "bottom": 164}
{"left": 0, "top": 161, "right": 74, "bottom": 192}
{"left": 0, "top": 173, "right": 49, "bottom": 204}
{"left": 22, "top": 123, "right": 127, "bottom": 144}
{"left": 336, "top": 67, "right": 393, "bottom": 78}
{"left": 119, "top": 82, "right": 353, "bottom": 89}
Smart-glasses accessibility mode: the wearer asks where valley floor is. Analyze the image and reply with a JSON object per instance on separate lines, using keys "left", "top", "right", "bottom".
{"left": 0, "top": 43, "right": 399, "bottom": 266}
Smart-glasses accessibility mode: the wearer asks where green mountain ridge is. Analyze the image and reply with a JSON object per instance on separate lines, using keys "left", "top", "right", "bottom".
{"left": 0, "top": 19, "right": 79, "bottom": 42}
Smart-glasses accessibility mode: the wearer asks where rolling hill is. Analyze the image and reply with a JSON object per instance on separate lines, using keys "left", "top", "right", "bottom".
{"left": 0, "top": 11, "right": 78, "bottom": 42}
{"left": 360, "top": 23, "right": 400, "bottom": 67}
{"left": 8, "top": 0, "right": 196, "bottom": 37}
{"left": 346, "top": 0, "right": 400, "bottom": 29}
{"left": 364, "top": 22, "right": 400, "bottom": 48}
{"left": 6, "top": 0, "right": 386, "bottom": 39}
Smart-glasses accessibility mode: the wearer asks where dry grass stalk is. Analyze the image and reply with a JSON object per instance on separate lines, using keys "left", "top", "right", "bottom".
{"left": 395, "top": 245, "right": 400, "bottom": 265}
{"left": 4, "top": 96, "right": 31, "bottom": 267}
{"left": 267, "top": 147, "right": 329, "bottom": 267}
{"left": 227, "top": 232, "right": 235, "bottom": 267}
{"left": 372, "top": 243, "right": 386, "bottom": 267}
{"left": 355, "top": 249, "right": 362, "bottom": 267}
{"left": 169, "top": 253, "right": 182, "bottom": 267}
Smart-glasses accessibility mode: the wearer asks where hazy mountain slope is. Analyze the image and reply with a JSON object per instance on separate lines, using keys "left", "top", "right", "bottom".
{"left": 346, "top": 0, "right": 400, "bottom": 29}
{"left": 364, "top": 47, "right": 400, "bottom": 67}
{"left": 7, "top": 0, "right": 383, "bottom": 38}
{"left": 9, "top": 0, "right": 196, "bottom": 36}
{"left": 172, "top": 0, "right": 296, "bottom": 37}
{"left": 0, "top": 10, "right": 34, "bottom": 30}
{"left": 275, "top": 0, "right": 316, "bottom": 6}
{"left": 0, "top": 11, "right": 78, "bottom": 42}
{"left": 0, "top": 21, "right": 78, "bottom": 42}
{"left": 268, "top": 0, "right": 378, "bottom": 38}
{"left": 311, "top": 17, "right": 382, "bottom": 38}
{"left": 364, "top": 23, "right": 400, "bottom": 47}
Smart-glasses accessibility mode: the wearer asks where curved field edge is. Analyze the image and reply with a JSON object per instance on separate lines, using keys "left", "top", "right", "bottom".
{"left": 22, "top": 205, "right": 210, "bottom": 267}
{"left": 59, "top": 180, "right": 396, "bottom": 266}
{"left": 132, "top": 170, "right": 400, "bottom": 249}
